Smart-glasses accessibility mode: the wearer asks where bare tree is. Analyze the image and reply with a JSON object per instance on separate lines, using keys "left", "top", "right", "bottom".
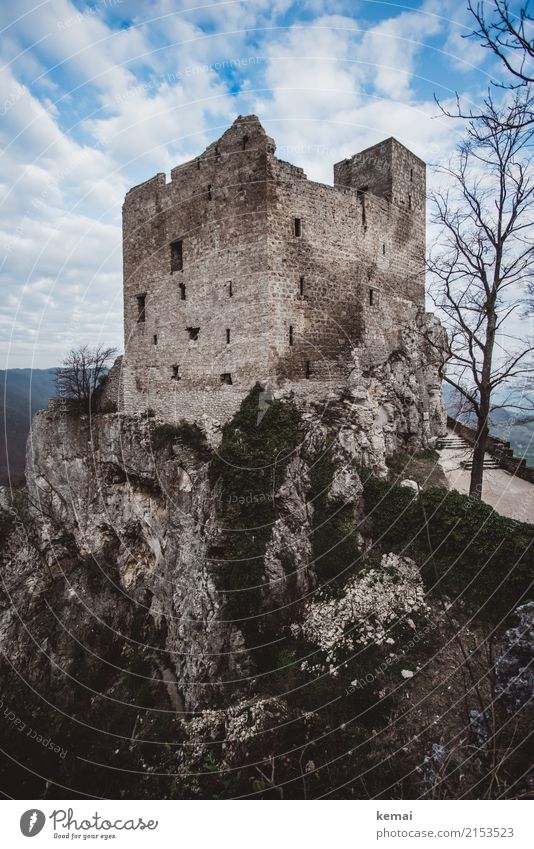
{"left": 53, "top": 345, "right": 117, "bottom": 403}
{"left": 469, "top": 0, "right": 534, "bottom": 88}
{"left": 428, "top": 93, "right": 534, "bottom": 498}
{"left": 439, "top": 4, "right": 533, "bottom": 131}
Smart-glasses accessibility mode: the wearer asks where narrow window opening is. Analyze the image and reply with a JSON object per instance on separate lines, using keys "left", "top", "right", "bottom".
{"left": 208, "top": 184, "right": 213, "bottom": 200}
{"left": 305, "top": 360, "right": 311, "bottom": 379}
{"left": 357, "top": 188, "right": 367, "bottom": 227}
{"left": 289, "top": 325, "right": 294, "bottom": 346}
{"left": 221, "top": 372, "right": 233, "bottom": 385}
{"left": 382, "top": 243, "right": 386, "bottom": 256}
{"left": 186, "top": 326, "right": 200, "bottom": 341}
{"left": 299, "top": 276, "right": 305, "bottom": 296}
{"left": 172, "top": 365, "right": 181, "bottom": 381}
{"left": 228, "top": 281, "right": 233, "bottom": 297}
{"left": 179, "top": 282, "right": 186, "bottom": 301}
{"left": 242, "top": 135, "right": 249, "bottom": 150}
{"left": 170, "top": 239, "right": 183, "bottom": 272}
{"left": 410, "top": 168, "right": 413, "bottom": 182}
{"left": 369, "top": 288, "right": 380, "bottom": 307}
{"left": 294, "top": 217, "right": 302, "bottom": 237}
{"left": 408, "top": 194, "right": 412, "bottom": 209}
{"left": 136, "top": 293, "right": 146, "bottom": 323}
{"left": 153, "top": 334, "right": 158, "bottom": 345}
{"left": 226, "top": 328, "right": 231, "bottom": 345}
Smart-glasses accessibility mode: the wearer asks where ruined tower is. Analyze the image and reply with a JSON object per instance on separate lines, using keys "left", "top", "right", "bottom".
{"left": 120, "top": 115, "right": 427, "bottom": 424}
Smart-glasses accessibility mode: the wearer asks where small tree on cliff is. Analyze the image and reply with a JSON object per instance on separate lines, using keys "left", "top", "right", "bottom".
{"left": 428, "top": 93, "right": 534, "bottom": 498}
{"left": 54, "top": 344, "right": 117, "bottom": 402}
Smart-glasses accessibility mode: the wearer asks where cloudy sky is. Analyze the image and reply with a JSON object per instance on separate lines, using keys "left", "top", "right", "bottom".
{"left": 0, "top": 0, "right": 509, "bottom": 368}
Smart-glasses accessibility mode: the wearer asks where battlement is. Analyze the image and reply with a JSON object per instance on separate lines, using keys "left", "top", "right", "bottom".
{"left": 334, "top": 137, "right": 425, "bottom": 211}
{"left": 120, "top": 116, "right": 427, "bottom": 425}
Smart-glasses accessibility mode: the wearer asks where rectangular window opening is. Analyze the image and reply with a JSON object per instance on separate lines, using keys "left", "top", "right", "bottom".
{"left": 357, "top": 188, "right": 367, "bottom": 227}
{"left": 408, "top": 194, "right": 412, "bottom": 209}
{"left": 136, "top": 293, "right": 146, "bottom": 323}
{"left": 294, "top": 217, "right": 302, "bottom": 237}
{"left": 228, "top": 281, "right": 233, "bottom": 297}
{"left": 208, "top": 184, "right": 213, "bottom": 200}
{"left": 299, "top": 276, "right": 305, "bottom": 296}
{"left": 186, "top": 326, "right": 200, "bottom": 341}
{"left": 410, "top": 168, "right": 413, "bottom": 182}
{"left": 221, "top": 372, "right": 233, "bottom": 385}
{"left": 153, "top": 334, "right": 158, "bottom": 345}
{"left": 369, "top": 288, "right": 380, "bottom": 307}
{"left": 242, "top": 135, "right": 249, "bottom": 150}
{"left": 382, "top": 243, "right": 386, "bottom": 255}
{"left": 226, "top": 328, "right": 231, "bottom": 345}
{"left": 289, "top": 325, "right": 294, "bottom": 346}
{"left": 172, "top": 365, "right": 181, "bottom": 381}
{"left": 305, "top": 360, "right": 311, "bottom": 379}
{"left": 179, "top": 282, "right": 186, "bottom": 301}
{"left": 170, "top": 239, "right": 183, "bottom": 272}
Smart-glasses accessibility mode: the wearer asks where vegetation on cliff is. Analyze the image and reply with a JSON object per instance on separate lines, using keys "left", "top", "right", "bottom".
{"left": 209, "top": 383, "right": 301, "bottom": 625}
{"left": 0, "top": 391, "right": 531, "bottom": 800}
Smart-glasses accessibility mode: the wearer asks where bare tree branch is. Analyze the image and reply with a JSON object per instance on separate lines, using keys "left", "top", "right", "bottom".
{"left": 53, "top": 345, "right": 118, "bottom": 403}
{"left": 427, "top": 94, "right": 534, "bottom": 498}
{"left": 469, "top": 0, "right": 534, "bottom": 89}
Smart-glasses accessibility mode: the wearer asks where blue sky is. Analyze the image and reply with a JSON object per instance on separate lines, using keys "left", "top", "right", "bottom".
{"left": 0, "top": 0, "right": 514, "bottom": 367}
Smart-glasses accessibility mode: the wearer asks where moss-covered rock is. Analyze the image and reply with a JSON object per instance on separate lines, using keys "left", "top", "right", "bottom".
{"left": 209, "top": 384, "right": 301, "bottom": 627}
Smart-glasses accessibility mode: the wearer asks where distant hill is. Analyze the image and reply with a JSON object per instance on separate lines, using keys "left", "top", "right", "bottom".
{"left": 489, "top": 413, "right": 534, "bottom": 466}
{"left": 0, "top": 369, "right": 56, "bottom": 486}
{"left": 443, "top": 384, "right": 534, "bottom": 466}
{"left": 2, "top": 370, "right": 532, "bottom": 486}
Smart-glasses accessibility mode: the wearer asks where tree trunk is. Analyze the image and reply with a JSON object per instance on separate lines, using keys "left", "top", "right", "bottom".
{"left": 470, "top": 304, "right": 497, "bottom": 500}
{"left": 469, "top": 415, "right": 489, "bottom": 499}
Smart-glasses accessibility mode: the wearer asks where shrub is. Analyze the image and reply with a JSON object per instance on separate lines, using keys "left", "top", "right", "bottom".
{"left": 174, "top": 419, "right": 210, "bottom": 459}
{"left": 151, "top": 419, "right": 209, "bottom": 459}
{"left": 362, "top": 473, "right": 533, "bottom": 620}
{"left": 98, "top": 401, "right": 117, "bottom": 414}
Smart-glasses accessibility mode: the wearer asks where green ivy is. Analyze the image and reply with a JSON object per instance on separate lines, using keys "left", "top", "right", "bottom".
{"left": 307, "top": 445, "right": 363, "bottom": 586}
{"left": 209, "top": 384, "right": 301, "bottom": 628}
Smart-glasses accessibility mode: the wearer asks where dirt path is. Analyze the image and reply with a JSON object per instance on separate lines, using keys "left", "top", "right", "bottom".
{"left": 438, "top": 430, "right": 534, "bottom": 524}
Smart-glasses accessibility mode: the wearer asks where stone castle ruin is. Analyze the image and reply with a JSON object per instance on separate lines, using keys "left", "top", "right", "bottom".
{"left": 116, "top": 115, "right": 444, "bottom": 433}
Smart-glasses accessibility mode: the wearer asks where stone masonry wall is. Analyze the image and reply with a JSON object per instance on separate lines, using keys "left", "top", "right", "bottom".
{"left": 121, "top": 117, "right": 275, "bottom": 418}
{"left": 121, "top": 115, "right": 432, "bottom": 426}
{"left": 266, "top": 144, "right": 425, "bottom": 383}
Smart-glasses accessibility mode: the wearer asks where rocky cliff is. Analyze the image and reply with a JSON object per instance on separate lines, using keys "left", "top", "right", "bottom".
{"left": 0, "top": 319, "right": 532, "bottom": 800}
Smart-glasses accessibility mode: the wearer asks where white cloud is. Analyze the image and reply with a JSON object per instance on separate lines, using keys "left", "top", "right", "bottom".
{"left": 0, "top": 0, "right": 517, "bottom": 367}
{"left": 356, "top": 3, "right": 443, "bottom": 99}
{"left": 0, "top": 1, "right": 244, "bottom": 366}
{"left": 247, "top": 7, "right": 463, "bottom": 183}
